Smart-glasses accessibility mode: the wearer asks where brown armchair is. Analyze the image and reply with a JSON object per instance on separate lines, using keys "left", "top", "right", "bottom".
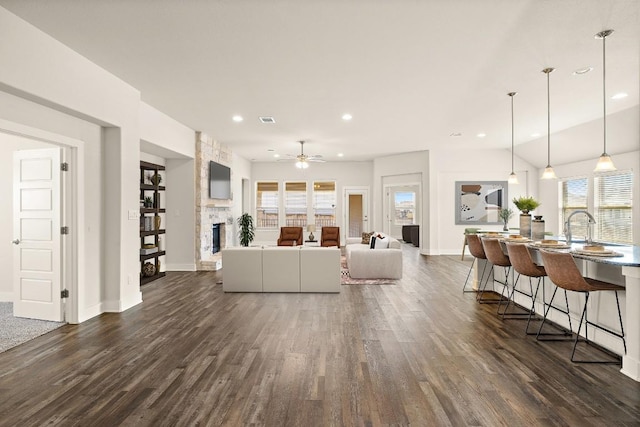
{"left": 321, "top": 226, "right": 340, "bottom": 248}
{"left": 277, "top": 227, "right": 303, "bottom": 246}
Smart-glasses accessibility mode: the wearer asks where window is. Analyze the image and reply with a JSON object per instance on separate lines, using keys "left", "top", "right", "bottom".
{"left": 560, "top": 177, "right": 589, "bottom": 239}
{"left": 560, "top": 171, "right": 633, "bottom": 244}
{"left": 394, "top": 191, "right": 415, "bottom": 225}
{"left": 256, "top": 182, "right": 278, "bottom": 228}
{"left": 313, "top": 181, "right": 336, "bottom": 227}
{"left": 594, "top": 171, "right": 633, "bottom": 244}
{"left": 284, "top": 182, "right": 307, "bottom": 227}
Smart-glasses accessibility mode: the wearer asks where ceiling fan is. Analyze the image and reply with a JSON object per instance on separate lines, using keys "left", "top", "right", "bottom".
{"left": 279, "top": 141, "right": 325, "bottom": 169}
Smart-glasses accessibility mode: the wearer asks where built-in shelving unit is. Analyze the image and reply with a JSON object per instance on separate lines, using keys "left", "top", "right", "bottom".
{"left": 140, "top": 161, "right": 166, "bottom": 285}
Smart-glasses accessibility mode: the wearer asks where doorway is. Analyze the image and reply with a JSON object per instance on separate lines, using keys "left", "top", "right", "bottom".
{"left": 383, "top": 184, "right": 420, "bottom": 239}
{"left": 344, "top": 187, "right": 369, "bottom": 238}
{"left": 1, "top": 120, "right": 80, "bottom": 325}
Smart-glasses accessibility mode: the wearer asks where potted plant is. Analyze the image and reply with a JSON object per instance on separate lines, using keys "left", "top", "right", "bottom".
{"left": 512, "top": 196, "right": 540, "bottom": 214}
{"left": 237, "top": 213, "right": 255, "bottom": 247}
{"left": 144, "top": 196, "right": 153, "bottom": 208}
{"left": 512, "top": 196, "right": 540, "bottom": 238}
{"left": 498, "top": 207, "right": 514, "bottom": 232}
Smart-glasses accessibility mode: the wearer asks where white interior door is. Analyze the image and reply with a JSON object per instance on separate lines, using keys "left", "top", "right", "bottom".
{"left": 13, "top": 148, "right": 63, "bottom": 321}
{"left": 345, "top": 187, "right": 369, "bottom": 237}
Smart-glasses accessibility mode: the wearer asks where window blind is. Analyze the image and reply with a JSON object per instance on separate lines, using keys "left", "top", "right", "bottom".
{"left": 594, "top": 171, "right": 633, "bottom": 244}
{"left": 256, "top": 182, "right": 279, "bottom": 228}
{"left": 561, "top": 177, "right": 588, "bottom": 239}
{"left": 285, "top": 182, "right": 307, "bottom": 226}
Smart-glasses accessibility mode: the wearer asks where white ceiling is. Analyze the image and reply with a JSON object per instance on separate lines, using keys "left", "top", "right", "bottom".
{"left": 1, "top": 0, "right": 638, "bottom": 167}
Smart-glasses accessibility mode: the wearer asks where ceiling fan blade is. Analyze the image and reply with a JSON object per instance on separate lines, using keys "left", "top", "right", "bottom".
{"left": 307, "top": 158, "right": 326, "bottom": 163}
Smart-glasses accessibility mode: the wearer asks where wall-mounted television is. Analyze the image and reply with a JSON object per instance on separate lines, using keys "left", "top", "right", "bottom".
{"left": 209, "top": 161, "right": 231, "bottom": 199}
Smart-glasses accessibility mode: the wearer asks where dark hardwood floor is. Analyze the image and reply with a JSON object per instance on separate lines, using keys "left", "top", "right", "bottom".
{"left": 1, "top": 245, "right": 639, "bottom": 426}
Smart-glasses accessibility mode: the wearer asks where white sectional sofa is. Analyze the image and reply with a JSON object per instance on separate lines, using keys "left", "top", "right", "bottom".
{"left": 221, "top": 246, "right": 340, "bottom": 293}
{"left": 345, "top": 233, "right": 403, "bottom": 279}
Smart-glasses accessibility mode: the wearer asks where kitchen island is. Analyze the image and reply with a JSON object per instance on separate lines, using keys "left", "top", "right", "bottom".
{"left": 474, "top": 238, "right": 640, "bottom": 382}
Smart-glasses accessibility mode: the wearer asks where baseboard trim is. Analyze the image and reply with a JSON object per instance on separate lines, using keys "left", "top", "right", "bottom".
{"left": 0, "top": 292, "right": 13, "bottom": 302}
{"left": 77, "top": 302, "right": 103, "bottom": 324}
{"left": 166, "top": 263, "right": 197, "bottom": 271}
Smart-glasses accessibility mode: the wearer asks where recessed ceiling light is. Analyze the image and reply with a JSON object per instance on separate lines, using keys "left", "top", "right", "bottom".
{"left": 232, "top": 115, "right": 243, "bottom": 122}
{"left": 449, "top": 132, "right": 462, "bottom": 137}
{"left": 573, "top": 67, "right": 593, "bottom": 75}
{"left": 273, "top": 154, "right": 280, "bottom": 158}
{"left": 477, "top": 133, "right": 486, "bottom": 138}
{"left": 337, "top": 153, "right": 344, "bottom": 157}
{"left": 531, "top": 133, "right": 541, "bottom": 138}
{"left": 259, "top": 116, "right": 275, "bottom": 123}
{"left": 342, "top": 113, "right": 352, "bottom": 121}
{"left": 611, "top": 92, "right": 628, "bottom": 99}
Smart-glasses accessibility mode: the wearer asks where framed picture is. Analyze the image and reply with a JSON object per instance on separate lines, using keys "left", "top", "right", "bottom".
{"left": 455, "top": 181, "right": 507, "bottom": 225}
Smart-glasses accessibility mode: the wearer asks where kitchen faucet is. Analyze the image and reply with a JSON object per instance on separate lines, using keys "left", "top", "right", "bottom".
{"left": 564, "top": 210, "right": 596, "bottom": 245}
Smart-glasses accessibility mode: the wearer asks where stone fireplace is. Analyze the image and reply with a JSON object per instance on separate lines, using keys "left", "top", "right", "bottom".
{"left": 195, "top": 131, "right": 234, "bottom": 271}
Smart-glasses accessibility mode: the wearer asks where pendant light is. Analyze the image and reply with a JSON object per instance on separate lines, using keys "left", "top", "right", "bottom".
{"left": 594, "top": 29, "right": 617, "bottom": 172}
{"left": 541, "top": 67, "right": 557, "bottom": 179}
{"left": 507, "top": 92, "right": 519, "bottom": 184}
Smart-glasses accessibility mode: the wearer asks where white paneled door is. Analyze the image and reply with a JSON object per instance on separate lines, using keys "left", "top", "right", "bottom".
{"left": 13, "top": 148, "right": 63, "bottom": 321}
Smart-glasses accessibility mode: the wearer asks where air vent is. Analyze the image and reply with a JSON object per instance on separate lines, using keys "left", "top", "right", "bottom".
{"left": 259, "top": 116, "right": 276, "bottom": 123}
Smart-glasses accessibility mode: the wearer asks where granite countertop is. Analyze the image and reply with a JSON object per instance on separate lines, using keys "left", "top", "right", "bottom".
{"left": 525, "top": 237, "right": 640, "bottom": 267}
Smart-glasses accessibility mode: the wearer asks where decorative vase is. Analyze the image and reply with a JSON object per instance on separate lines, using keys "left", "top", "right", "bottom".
{"left": 154, "top": 215, "right": 161, "bottom": 230}
{"left": 532, "top": 216, "right": 545, "bottom": 240}
{"left": 142, "top": 262, "right": 156, "bottom": 277}
{"left": 503, "top": 222, "right": 509, "bottom": 231}
{"left": 158, "top": 236, "right": 165, "bottom": 252}
{"left": 519, "top": 214, "right": 532, "bottom": 238}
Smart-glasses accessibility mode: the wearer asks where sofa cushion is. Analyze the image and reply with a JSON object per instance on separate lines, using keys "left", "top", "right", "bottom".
{"left": 361, "top": 231, "right": 375, "bottom": 244}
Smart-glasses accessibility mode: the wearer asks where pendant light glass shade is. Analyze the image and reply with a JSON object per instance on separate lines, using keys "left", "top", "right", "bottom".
{"left": 295, "top": 160, "right": 309, "bottom": 169}
{"left": 594, "top": 29, "right": 616, "bottom": 172}
{"left": 507, "top": 92, "right": 518, "bottom": 184}
{"left": 541, "top": 67, "right": 557, "bottom": 180}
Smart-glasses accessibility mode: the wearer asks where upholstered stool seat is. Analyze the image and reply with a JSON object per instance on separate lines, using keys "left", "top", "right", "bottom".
{"left": 539, "top": 250, "right": 626, "bottom": 364}
{"left": 480, "top": 238, "right": 511, "bottom": 305}
{"left": 462, "top": 234, "right": 490, "bottom": 294}
{"left": 504, "top": 243, "right": 547, "bottom": 333}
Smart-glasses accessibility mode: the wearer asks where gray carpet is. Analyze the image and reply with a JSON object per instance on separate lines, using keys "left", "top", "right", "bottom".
{"left": 0, "top": 302, "right": 66, "bottom": 353}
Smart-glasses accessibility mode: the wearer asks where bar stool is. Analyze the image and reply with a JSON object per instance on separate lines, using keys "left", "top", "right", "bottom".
{"left": 461, "top": 228, "right": 481, "bottom": 260}
{"left": 480, "top": 237, "right": 511, "bottom": 305}
{"left": 504, "top": 243, "right": 546, "bottom": 333}
{"left": 539, "top": 250, "right": 626, "bottom": 364}
{"left": 462, "top": 234, "right": 490, "bottom": 294}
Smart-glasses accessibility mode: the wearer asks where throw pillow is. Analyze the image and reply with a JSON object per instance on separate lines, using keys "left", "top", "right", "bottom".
{"left": 373, "top": 234, "right": 389, "bottom": 249}
{"left": 361, "top": 231, "right": 375, "bottom": 245}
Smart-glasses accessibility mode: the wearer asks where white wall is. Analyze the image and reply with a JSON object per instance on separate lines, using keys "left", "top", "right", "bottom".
{"left": 429, "top": 148, "right": 538, "bottom": 255}
{"left": 139, "top": 102, "right": 195, "bottom": 159}
{"left": 166, "top": 158, "right": 196, "bottom": 271}
{"left": 250, "top": 161, "right": 373, "bottom": 246}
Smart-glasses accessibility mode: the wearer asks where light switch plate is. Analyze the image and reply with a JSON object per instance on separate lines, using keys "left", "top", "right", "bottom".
{"left": 128, "top": 209, "right": 139, "bottom": 220}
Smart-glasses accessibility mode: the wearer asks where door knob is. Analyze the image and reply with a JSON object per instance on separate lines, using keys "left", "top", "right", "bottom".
{"left": 12, "top": 239, "right": 20, "bottom": 245}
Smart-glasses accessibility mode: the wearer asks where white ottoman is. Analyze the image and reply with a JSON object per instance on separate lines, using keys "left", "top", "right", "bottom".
{"left": 222, "top": 247, "right": 263, "bottom": 292}
{"left": 300, "top": 247, "right": 340, "bottom": 292}
{"left": 262, "top": 247, "right": 301, "bottom": 292}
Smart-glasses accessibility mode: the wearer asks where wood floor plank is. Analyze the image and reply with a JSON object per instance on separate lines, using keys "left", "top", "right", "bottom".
{"left": 1, "top": 246, "right": 639, "bottom": 426}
